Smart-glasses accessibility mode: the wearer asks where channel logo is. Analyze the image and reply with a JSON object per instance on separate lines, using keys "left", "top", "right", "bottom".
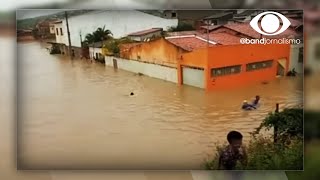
{"left": 250, "top": 11, "right": 291, "bottom": 36}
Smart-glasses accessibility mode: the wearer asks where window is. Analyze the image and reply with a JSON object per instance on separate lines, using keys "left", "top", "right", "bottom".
{"left": 211, "top": 65, "right": 241, "bottom": 77}
{"left": 56, "top": 28, "right": 59, "bottom": 35}
{"left": 298, "top": 47, "right": 303, "bottom": 63}
{"left": 246, "top": 60, "right": 273, "bottom": 71}
{"left": 172, "top": 12, "right": 177, "bottom": 17}
{"left": 60, "top": 28, "right": 63, "bottom": 36}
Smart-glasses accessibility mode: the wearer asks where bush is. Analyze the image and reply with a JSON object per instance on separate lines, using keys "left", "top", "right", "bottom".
{"left": 253, "top": 108, "right": 303, "bottom": 143}
{"left": 205, "top": 136, "right": 303, "bottom": 170}
{"left": 168, "top": 22, "right": 195, "bottom": 32}
{"left": 205, "top": 108, "right": 303, "bottom": 170}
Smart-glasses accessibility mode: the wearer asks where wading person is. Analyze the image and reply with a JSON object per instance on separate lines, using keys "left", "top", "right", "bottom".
{"left": 218, "top": 131, "right": 247, "bottom": 170}
{"left": 252, "top": 95, "right": 260, "bottom": 106}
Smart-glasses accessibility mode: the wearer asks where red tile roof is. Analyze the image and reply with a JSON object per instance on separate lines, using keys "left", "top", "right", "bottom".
{"left": 222, "top": 23, "right": 298, "bottom": 39}
{"left": 166, "top": 37, "right": 210, "bottom": 51}
{"left": 199, "top": 33, "right": 241, "bottom": 45}
{"left": 127, "top": 28, "right": 163, "bottom": 36}
{"left": 287, "top": 17, "right": 303, "bottom": 28}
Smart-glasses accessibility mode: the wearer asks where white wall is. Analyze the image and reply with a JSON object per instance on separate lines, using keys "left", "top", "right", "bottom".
{"left": 54, "top": 23, "right": 66, "bottom": 44}
{"left": 105, "top": 56, "right": 178, "bottom": 83}
{"left": 289, "top": 44, "right": 303, "bottom": 74}
{"left": 49, "top": 26, "right": 55, "bottom": 34}
{"left": 58, "top": 10, "right": 178, "bottom": 47}
{"left": 182, "top": 67, "right": 205, "bottom": 88}
{"left": 89, "top": 47, "right": 102, "bottom": 59}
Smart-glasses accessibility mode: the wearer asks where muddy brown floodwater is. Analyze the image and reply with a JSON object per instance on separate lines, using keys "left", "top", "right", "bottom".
{"left": 16, "top": 41, "right": 302, "bottom": 170}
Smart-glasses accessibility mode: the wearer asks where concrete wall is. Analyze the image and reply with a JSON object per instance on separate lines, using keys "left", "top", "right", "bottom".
{"left": 89, "top": 47, "right": 102, "bottom": 59}
{"left": 206, "top": 44, "right": 291, "bottom": 90}
{"left": 121, "top": 38, "right": 184, "bottom": 68}
{"left": 105, "top": 56, "right": 178, "bottom": 83}
{"left": 289, "top": 44, "right": 303, "bottom": 74}
{"left": 57, "top": 10, "right": 178, "bottom": 48}
{"left": 182, "top": 67, "right": 205, "bottom": 88}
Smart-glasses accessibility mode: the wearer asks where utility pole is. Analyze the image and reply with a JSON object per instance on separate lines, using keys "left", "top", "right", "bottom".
{"left": 80, "top": 31, "right": 82, "bottom": 48}
{"left": 65, "top": 11, "right": 72, "bottom": 58}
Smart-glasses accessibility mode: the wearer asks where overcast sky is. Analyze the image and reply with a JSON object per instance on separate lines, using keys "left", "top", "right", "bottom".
{"left": 1, "top": 0, "right": 68, "bottom": 11}
{"left": 2, "top": 0, "right": 213, "bottom": 12}
{"left": 16, "top": 9, "right": 65, "bottom": 20}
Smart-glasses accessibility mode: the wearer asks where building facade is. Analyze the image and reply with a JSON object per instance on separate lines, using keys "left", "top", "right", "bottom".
{"left": 53, "top": 10, "right": 178, "bottom": 48}
{"left": 177, "top": 44, "right": 291, "bottom": 90}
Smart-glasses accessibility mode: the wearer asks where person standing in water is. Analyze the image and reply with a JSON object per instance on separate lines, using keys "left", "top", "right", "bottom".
{"left": 252, "top": 95, "right": 260, "bottom": 106}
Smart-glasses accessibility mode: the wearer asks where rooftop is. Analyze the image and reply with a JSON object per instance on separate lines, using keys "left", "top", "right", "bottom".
{"left": 166, "top": 36, "right": 213, "bottom": 51}
{"left": 287, "top": 17, "right": 303, "bottom": 28}
{"left": 198, "top": 33, "right": 241, "bottom": 45}
{"left": 222, "top": 22, "right": 299, "bottom": 39}
{"left": 127, "top": 28, "right": 163, "bottom": 36}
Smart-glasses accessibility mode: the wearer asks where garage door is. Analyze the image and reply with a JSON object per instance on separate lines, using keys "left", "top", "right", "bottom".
{"left": 182, "top": 66, "right": 205, "bottom": 88}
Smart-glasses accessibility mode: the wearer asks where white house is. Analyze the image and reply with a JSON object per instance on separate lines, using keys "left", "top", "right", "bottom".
{"left": 53, "top": 21, "right": 64, "bottom": 44}
{"left": 54, "top": 10, "right": 178, "bottom": 48}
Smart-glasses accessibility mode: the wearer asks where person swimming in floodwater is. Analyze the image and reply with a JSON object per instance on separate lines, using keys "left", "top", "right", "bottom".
{"left": 130, "top": 92, "right": 134, "bottom": 96}
{"left": 241, "top": 100, "right": 256, "bottom": 110}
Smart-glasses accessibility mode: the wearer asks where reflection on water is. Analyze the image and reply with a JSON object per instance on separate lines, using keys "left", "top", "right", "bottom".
{"left": 17, "top": 41, "right": 302, "bottom": 169}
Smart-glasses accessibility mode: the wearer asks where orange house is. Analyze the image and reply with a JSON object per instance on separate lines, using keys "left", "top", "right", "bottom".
{"left": 178, "top": 44, "right": 291, "bottom": 91}
{"left": 120, "top": 38, "right": 186, "bottom": 68}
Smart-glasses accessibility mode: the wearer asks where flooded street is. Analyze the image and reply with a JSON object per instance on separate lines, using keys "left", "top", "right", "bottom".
{"left": 17, "top": 41, "right": 302, "bottom": 170}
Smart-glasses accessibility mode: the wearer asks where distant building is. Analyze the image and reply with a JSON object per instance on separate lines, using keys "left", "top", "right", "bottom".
{"left": 127, "top": 28, "right": 163, "bottom": 42}
{"left": 202, "top": 12, "right": 234, "bottom": 25}
{"left": 35, "top": 19, "right": 57, "bottom": 39}
{"left": 17, "top": 29, "right": 34, "bottom": 41}
{"left": 51, "top": 10, "right": 178, "bottom": 58}
{"left": 231, "top": 10, "right": 261, "bottom": 22}
{"left": 112, "top": 34, "right": 291, "bottom": 90}
{"left": 88, "top": 41, "right": 104, "bottom": 62}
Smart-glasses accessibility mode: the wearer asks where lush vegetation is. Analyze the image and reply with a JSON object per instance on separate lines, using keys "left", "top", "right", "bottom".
{"left": 286, "top": 112, "right": 320, "bottom": 180}
{"left": 205, "top": 108, "right": 303, "bottom": 170}
{"left": 168, "top": 22, "right": 195, "bottom": 32}
{"left": 83, "top": 26, "right": 113, "bottom": 45}
{"left": 103, "top": 37, "right": 137, "bottom": 56}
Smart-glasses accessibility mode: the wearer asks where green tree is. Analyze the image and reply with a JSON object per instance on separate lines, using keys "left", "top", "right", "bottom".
{"left": 84, "top": 26, "right": 113, "bottom": 44}
{"left": 168, "top": 22, "right": 195, "bottom": 32}
{"left": 253, "top": 108, "right": 303, "bottom": 143}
